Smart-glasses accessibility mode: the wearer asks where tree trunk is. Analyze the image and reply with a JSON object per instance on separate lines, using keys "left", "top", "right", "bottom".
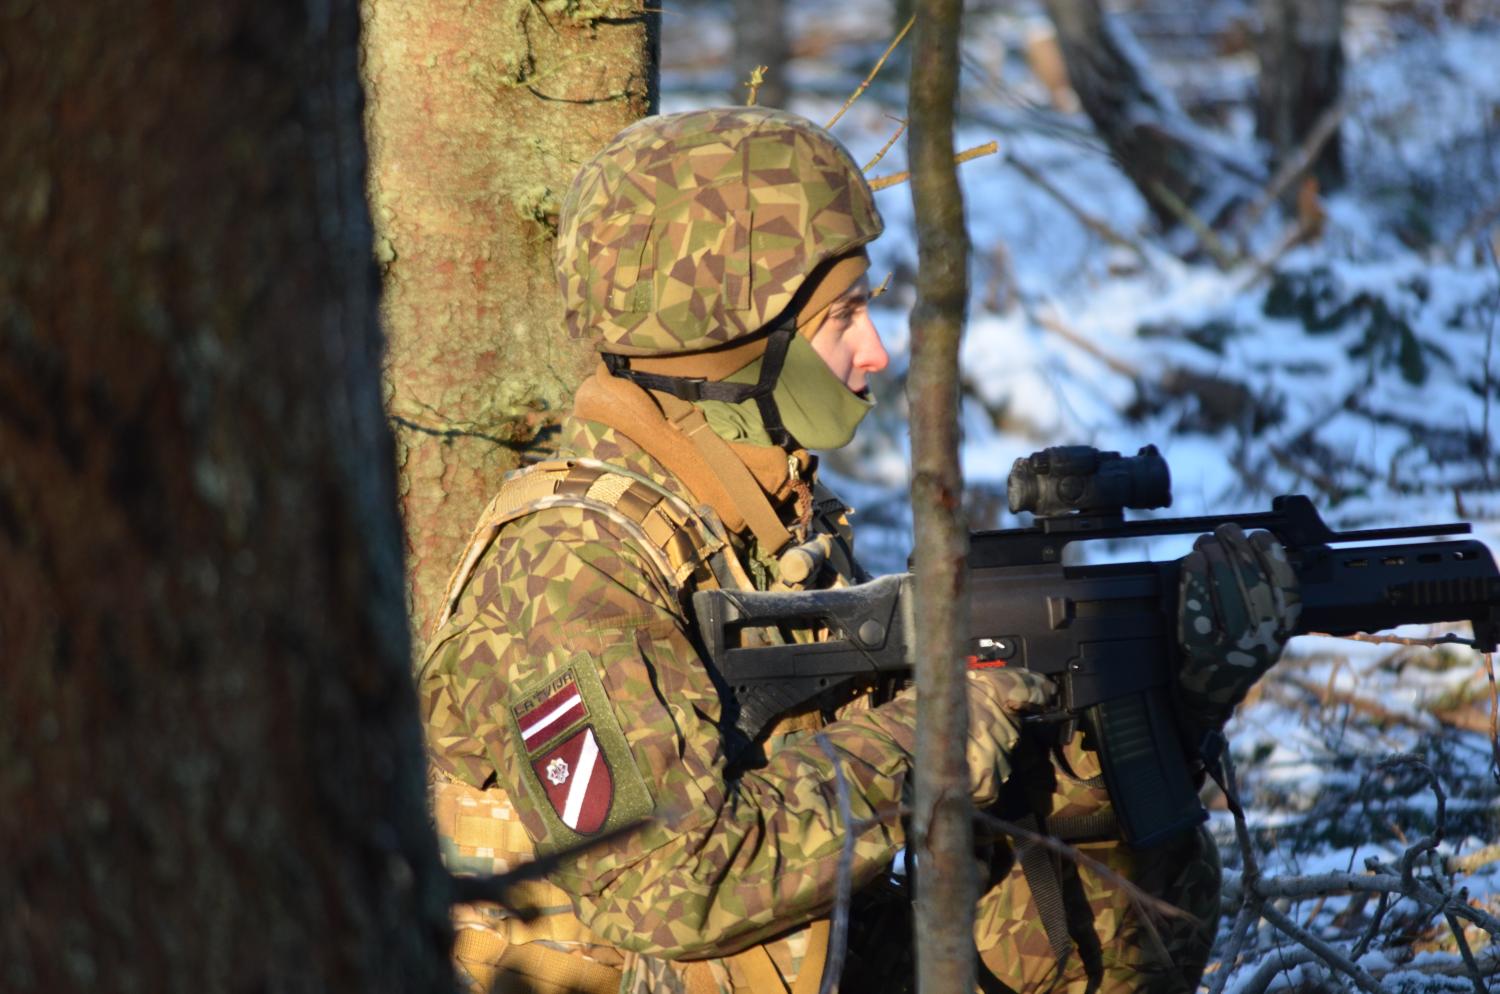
{"left": 0, "top": 3, "right": 452, "bottom": 992}
{"left": 363, "top": 0, "right": 659, "bottom": 636}
{"left": 1042, "top": 0, "right": 1242, "bottom": 229}
{"left": 908, "top": 0, "right": 977, "bottom": 990}
{"left": 732, "top": 0, "right": 790, "bottom": 108}
{"left": 1256, "top": 0, "right": 1345, "bottom": 192}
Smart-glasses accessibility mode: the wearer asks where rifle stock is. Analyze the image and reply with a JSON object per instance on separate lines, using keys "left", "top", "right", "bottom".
{"left": 693, "top": 494, "right": 1500, "bottom": 847}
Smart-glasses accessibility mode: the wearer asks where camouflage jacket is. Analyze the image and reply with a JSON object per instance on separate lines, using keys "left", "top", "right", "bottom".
{"left": 418, "top": 415, "right": 916, "bottom": 961}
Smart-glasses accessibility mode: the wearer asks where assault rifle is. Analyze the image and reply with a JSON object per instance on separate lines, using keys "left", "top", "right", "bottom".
{"left": 693, "top": 445, "right": 1500, "bottom": 848}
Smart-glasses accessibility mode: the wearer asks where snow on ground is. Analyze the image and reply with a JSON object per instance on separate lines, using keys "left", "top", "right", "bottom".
{"left": 663, "top": 2, "right": 1500, "bottom": 987}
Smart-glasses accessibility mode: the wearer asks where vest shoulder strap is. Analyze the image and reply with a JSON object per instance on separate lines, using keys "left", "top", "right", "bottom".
{"left": 436, "top": 459, "right": 728, "bottom": 628}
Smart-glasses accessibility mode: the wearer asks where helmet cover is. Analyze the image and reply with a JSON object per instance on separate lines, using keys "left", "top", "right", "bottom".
{"left": 556, "top": 107, "right": 884, "bottom": 356}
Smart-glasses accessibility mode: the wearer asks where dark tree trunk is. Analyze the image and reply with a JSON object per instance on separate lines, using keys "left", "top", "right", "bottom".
{"left": 0, "top": 3, "right": 452, "bottom": 992}
{"left": 1043, "top": 0, "right": 1240, "bottom": 230}
{"left": 908, "top": 0, "right": 977, "bottom": 990}
{"left": 1256, "top": 0, "right": 1346, "bottom": 192}
{"left": 732, "top": 0, "right": 791, "bottom": 108}
{"left": 362, "top": 0, "right": 659, "bottom": 637}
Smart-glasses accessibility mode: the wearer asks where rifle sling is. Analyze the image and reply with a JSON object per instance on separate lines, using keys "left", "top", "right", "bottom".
{"left": 1010, "top": 809, "right": 1120, "bottom": 973}
{"left": 1015, "top": 814, "right": 1075, "bottom": 969}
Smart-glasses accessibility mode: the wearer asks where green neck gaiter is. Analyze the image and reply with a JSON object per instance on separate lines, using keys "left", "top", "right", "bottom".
{"left": 698, "top": 333, "right": 874, "bottom": 450}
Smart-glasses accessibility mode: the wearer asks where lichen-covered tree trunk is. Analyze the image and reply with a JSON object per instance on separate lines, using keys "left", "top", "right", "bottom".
{"left": 1256, "top": 0, "right": 1345, "bottom": 192}
{"left": 908, "top": 0, "right": 976, "bottom": 990}
{"left": 363, "top": 0, "right": 658, "bottom": 635}
{"left": 0, "top": 3, "right": 451, "bottom": 992}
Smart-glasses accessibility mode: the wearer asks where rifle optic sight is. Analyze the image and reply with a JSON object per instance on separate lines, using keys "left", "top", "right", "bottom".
{"left": 1008, "top": 444, "right": 1172, "bottom": 518}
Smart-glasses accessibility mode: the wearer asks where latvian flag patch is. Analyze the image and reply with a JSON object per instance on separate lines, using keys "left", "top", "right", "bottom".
{"left": 514, "top": 673, "right": 613, "bottom": 835}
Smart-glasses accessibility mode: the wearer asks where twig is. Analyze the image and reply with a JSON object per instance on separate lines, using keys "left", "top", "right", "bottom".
{"left": 1362, "top": 855, "right": 1500, "bottom": 938}
{"left": 1349, "top": 892, "right": 1390, "bottom": 961}
{"left": 1223, "top": 869, "right": 1434, "bottom": 902}
{"left": 1371, "top": 757, "right": 1445, "bottom": 888}
{"left": 1274, "top": 673, "right": 1439, "bottom": 734}
{"left": 1210, "top": 749, "right": 1268, "bottom": 988}
{"left": 1306, "top": 631, "right": 1480, "bottom": 650}
{"left": 815, "top": 734, "right": 855, "bottom": 994}
{"left": 1205, "top": 901, "right": 1257, "bottom": 994}
{"left": 744, "top": 65, "right": 768, "bottom": 106}
{"left": 1238, "top": 98, "right": 1351, "bottom": 234}
{"left": 825, "top": 15, "right": 914, "bottom": 130}
{"left": 1149, "top": 179, "right": 1238, "bottom": 270}
{"left": 1444, "top": 910, "right": 1488, "bottom": 994}
{"left": 862, "top": 116, "right": 907, "bottom": 173}
{"left": 1258, "top": 901, "right": 1392, "bottom": 994}
{"left": 1221, "top": 750, "right": 1260, "bottom": 887}
{"left": 1238, "top": 946, "right": 1321, "bottom": 994}
{"left": 868, "top": 140, "right": 999, "bottom": 191}
{"left": 1003, "top": 152, "right": 1151, "bottom": 265}
{"left": 1449, "top": 842, "right": 1500, "bottom": 875}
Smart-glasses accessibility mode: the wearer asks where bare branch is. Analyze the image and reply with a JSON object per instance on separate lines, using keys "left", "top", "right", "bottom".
{"left": 862, "top": 116, "right": 908, "bottom": 173}
{"left": 1449, "top": 842, "right": 1500, "bottom": 875}
{"left": 1239, "top": 947, "right": 1322, "bottom": 994}
{"left": 1367, "top": 756, "right": 1445, "bottom": 888}
{"left": 826, "top": 15, "right": 914, "bottom": 130}
{"left": 1221, "top": 749, "right": 1261, "bottom": 887}
{"left": 1349, "top": 892, "right": 1390, "bottom": 961}
{"left": 1305, "top": 631, "right": 1480, "bottom": 650}
{"left": 1205, "top": 902, "right": 1258, "bottom": 994}
{"left": 869, "top": 141, "right": 999, "bottom": 191}
{"left": 744, "top": 65, "right": 768, "bottom": 106}
{"left": 1444, "top": 910, "right": 1488, "bottom": 994}
{"left": 1258, "top": 900, "right": 1392, "bottom": 994}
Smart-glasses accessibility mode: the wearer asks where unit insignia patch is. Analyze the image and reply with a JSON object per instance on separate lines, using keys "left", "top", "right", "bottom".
{"left": 509, "top": 657, "right": 652, "bottom": 843}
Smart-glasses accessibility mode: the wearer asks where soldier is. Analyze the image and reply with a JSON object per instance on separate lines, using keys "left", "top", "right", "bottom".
{"left": 417, "top": 107, "right": 1300, "bottom": 994}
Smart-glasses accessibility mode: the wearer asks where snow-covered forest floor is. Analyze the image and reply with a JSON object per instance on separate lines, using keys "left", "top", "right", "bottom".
{"left": 661, "top": 1, "right": 1500, "bottom": 989}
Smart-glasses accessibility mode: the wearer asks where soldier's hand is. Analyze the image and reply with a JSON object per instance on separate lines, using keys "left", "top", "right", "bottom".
{"left": 1176, "top": 524, "right": 1301, "bottom": 744}
{"left": 964, "top": 667, "right": 1056, "bottom": 806}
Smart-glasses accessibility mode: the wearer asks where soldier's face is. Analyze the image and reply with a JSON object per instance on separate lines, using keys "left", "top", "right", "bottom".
{"left": 811, "top": 276, "right": 888, "bottom": 394}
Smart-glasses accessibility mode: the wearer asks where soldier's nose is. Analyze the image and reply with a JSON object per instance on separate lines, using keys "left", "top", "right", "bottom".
{"left": 855, "top": 318, "right": 889, "bottom": 374}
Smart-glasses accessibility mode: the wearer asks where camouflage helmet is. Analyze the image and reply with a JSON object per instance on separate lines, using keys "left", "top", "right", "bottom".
{"left": 556, "top": 107, "right": 884, "bottom": 356}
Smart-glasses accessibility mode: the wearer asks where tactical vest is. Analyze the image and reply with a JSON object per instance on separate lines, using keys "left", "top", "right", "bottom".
{"left": 426, "top": 458, "right": 845, "bottom": 994}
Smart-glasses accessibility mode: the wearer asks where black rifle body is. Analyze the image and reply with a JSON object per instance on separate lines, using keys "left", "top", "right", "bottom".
{"left": 693, "top": 495, "right": 1500, "bottom": 847}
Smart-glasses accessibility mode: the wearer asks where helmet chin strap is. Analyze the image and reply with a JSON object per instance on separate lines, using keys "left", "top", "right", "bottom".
{"left": 602, "top": 324, "right": 803, "bottom": 450}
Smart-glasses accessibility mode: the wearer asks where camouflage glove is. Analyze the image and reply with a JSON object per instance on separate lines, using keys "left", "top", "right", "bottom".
{"left": 1176, "top": 524, "right": 1302, "bottom": 747}
{"left": 964, "top": 668, "right": 1057, "bottom": 806}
